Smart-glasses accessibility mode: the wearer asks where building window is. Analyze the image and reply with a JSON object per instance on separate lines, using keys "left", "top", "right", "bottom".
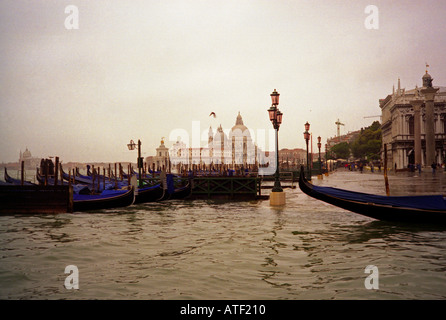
{"left": 408, "top": 116, "right": 414, "bottom": 135}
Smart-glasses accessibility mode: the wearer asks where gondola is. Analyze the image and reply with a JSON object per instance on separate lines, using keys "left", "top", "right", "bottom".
{"left": 170, "top": 181, "right": 192, "bottom": 200}
{"left": 36, "top": 168, "right": 92, "bottom": 194}
{"left": 36, "top": 168, "right": 135, "bottom": 211}
{"left": 4, "top": 168, "right": 36, "bottom": 185}
{"left": 298, "top": 166, "right": 446, "bottom": 224}
{"left": 3, "top": 168, "right": 135, "bottom": 212}
{"left": 161, "top": 174, "right": 192, "bottom": 200}
{"left": 36, "top": 168, "right": 68, "bottom": 185}
{"left": 134, "top": 183, "right": 165, "bottom": 204}
{"left": 62, "top": 167, "right": 128, "bottom": 190}
{"left": 72, "top": 186, "right": 135, "bottom": 212}
{"left": 62, "top": 167, "right": 93, "bottom": 185}
{"left": 135, "top": 174, "right": 191, "bottom": 202}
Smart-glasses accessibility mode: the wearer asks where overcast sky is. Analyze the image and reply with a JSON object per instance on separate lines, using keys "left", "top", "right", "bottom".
{"left": 1, "top": 0, "right": 445, "bottom": 163}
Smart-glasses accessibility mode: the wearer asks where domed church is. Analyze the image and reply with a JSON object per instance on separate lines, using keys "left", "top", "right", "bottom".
{"left": 18, "top": 147, "right": 40, "bottom": 168}
{"left": 169, "top": 112, "right": 260, "bottom": 169}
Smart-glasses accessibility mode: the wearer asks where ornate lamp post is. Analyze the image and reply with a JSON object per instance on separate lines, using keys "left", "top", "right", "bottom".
{"left": 304, "top": 122, "right": 311, "bottom": 179}
{"left": 127, "top": 139, "right": 143, "bottom": 188}
{"left": 268, "top": 89, "right": 283, "bottom": 193}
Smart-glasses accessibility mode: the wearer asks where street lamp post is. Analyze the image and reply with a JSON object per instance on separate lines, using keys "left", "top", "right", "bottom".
{"left": 268, "top": 89, "right": 285, "bottom": 205}
{"left": 127, "top": 139, "right": 143, "bottom": 188}
{"left": 304, "top": 122, "right": 311, "bottom": 179}
{"left": 268, "top": 89, "right": 283, "bottom": 193}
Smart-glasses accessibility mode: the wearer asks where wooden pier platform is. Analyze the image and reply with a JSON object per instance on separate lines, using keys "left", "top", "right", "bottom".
{"left": 189, "top": 176, "right": 262, "bottom": 200}
{"left": 0, "top": 185, "right": 73, "bottom": 214}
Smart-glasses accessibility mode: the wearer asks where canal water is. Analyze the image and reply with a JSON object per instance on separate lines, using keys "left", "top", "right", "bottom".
{"left": 1, "top": 169, "right": 446, "bottom": 300}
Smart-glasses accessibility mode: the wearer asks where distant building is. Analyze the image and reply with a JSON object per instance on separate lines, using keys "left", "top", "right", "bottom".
{"left": 146, "top": 138, "right": 170, "bottom": 170}
{"left": 278, "top": 148, "right": 307, "bottom": 167}
{"left": 166, "top": 112, "right": 270, "bottom": 170}
{"left": 380, "top": 71, "right": 446, "bottom": 169}
{"left": 18, "top": 148, "right": 40, "bottom": 168}
{"left": 326, "top": 130, "right": 360, "bottom": 148}
{"left": 325, "top": 131, "right": 360, "bottom": 162}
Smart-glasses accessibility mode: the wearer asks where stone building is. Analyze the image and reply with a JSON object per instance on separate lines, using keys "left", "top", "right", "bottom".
{"left": 380, "top": 70, "right": 446, "bottom": 170}
{"left": 146, "top": 138, "right": 170, "bottom": 170}
{"left": 278, "top": 148, "right": 307, "bottom": 167}
{"left": 18, "top": 148, "right": 40, "bottom": 168}
{"left": 168, "top": 112, "right": 262, "bottom": 169}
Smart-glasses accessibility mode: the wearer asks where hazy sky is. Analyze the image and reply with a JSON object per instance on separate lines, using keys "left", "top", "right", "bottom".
{"left": 1, "top": 0, "right": 445, "bottom": 163}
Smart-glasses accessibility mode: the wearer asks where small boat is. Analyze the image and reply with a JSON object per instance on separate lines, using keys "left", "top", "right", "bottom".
{"left": 36, "top": 168, "right": 68, "bottom": 185}
{"left": 162, "top": 174, "right": 192, "bottom": 200}
{"left": 170, "top": 181, "right": 192, "bottom": 200}
{"left": 36, "top": 168, "right": 93, "bottom": 194}
{"left": 62, "top": 167, "right": 128, "bottom": 191}
{"left": 134, "top": 184, "right": 165, "bottom": 204}
{"left": 4, "top": 168, "right": 36, "bottom": 185}
{"left": 73, "top": 186, "right": 135, "bottom": 212}
{"left": 37, "top": 168, "right": 135, "bottom": 211}
{"left": 298, "top": 166, "right": 446, "bottom": 224}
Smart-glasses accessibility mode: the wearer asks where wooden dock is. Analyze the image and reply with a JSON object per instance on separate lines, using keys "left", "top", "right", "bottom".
{"left": 189, "top": 176, "right": 262, "bottom": 200}
{"left": 0, "top": 185, "right": 73, "bottom": 214}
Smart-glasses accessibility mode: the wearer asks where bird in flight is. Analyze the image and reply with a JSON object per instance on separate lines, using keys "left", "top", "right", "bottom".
{"left": 209, "top": 112, "right": 216, "bottom": 118}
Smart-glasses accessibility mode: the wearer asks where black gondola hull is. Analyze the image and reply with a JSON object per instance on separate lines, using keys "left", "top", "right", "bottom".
{"left": 134, "top": 185, "right": 165, "bottom": 204}
{"left": 298, "top": 167, "right": 446, "bottom": 224}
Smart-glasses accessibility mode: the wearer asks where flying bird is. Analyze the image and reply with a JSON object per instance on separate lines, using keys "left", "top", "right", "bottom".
{"left": 209, "top": 112, "right": 216, "bottom": 118}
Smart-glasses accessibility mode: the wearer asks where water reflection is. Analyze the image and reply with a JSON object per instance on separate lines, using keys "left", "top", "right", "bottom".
{"left": 23, "top": 215, "right": 77, "bottom": 244}
{"left": 341, "top": 221, "right": 446, "bottom": 244}
{"left": 260, "top": 208, "right": 294, "bottom": 289}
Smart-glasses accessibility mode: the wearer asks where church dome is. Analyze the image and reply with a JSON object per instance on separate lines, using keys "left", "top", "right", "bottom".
{"left": 22, "top": 148, "right": 32, "bottom": 159}
{"left": 230, "top": 112, "right": 250, "bottom": 138}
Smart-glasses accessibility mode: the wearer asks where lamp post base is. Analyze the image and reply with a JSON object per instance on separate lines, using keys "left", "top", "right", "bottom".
{"left": 270, "top": 191, "right": 286, "bottom": 206}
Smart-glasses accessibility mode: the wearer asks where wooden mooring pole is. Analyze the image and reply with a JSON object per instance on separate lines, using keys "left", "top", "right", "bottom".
{"left": 384, "top": 143, "right": 390, "bottom": 196}
{"left": 54, "top": 157, "right": 59, "bottom": 186}
{"left": 21, "top": 161, "right": 24, "bottom": 186}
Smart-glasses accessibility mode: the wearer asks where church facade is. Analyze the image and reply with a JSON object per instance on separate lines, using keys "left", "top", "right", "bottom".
{"left": 168, "top": 112, "right": 262, "bottom": 170}
{"left": 380, "top": 70, "right": 446, "bottom": 170}
{"left": 18, "top": 148, "right": 40, "bottom": 168}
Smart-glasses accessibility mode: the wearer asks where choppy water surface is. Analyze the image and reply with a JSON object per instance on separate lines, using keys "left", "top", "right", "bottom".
{"left": 1, "top": 170, "right": 446, "bottom": 300}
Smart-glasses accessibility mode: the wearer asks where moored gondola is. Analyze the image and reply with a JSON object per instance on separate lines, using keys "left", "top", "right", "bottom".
{"left": 72, "top": 186, "right": 135, "bottom": 212}
{"left": 134, "top": 183, "right": 165, "bottom": 204}
{"left": 4, "top": 168, "right": 36, "bottom": 185}
{"left": 169, "top": 181, "right": 192, "bottom": 200}
{"left": 298, "top": 166, "right": 446, "bottom": 224}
